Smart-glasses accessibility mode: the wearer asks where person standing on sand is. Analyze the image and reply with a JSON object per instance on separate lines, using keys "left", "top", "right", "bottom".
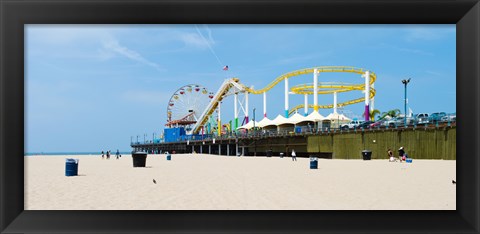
{"left": 388, "top": 149, "right": 395, "bottom": 162}
{"left": 116, "top": 149, "right": 120, "bottom": 159}
{"left": 291, "top": 149, "right": 297, "bottom": 161}
{"left": 106, "top": 150, "right": 110, "bottom": 159}
{"left": 398, "top": 147, "right": 406, "bottom": 162}
{"left": 101, "top": 151, "right": 104, "bottom": 159}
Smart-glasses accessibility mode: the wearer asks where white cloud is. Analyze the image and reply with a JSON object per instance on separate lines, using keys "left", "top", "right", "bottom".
{"left": 102, "top": 37, "right": 164, "bottom": 71}
{"left": 404, "top": 26, "right": 455, "bottom": 42}
{"left": 178, "top": 32, "right": 211, "bottom": 49}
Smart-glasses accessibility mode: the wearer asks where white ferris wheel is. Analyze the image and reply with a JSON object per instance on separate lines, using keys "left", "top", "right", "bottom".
{"left": 166, "top": 84, "right": 213, "bottom": 128}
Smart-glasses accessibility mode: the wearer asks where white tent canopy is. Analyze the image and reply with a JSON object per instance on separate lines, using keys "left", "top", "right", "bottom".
{"left": 271, "top": 114, "right": 291, "bottom": 126}
{"left": 303, "top": 111, "right": 326, "bottom": 122}
{"left": 285, "top": 112, "right": 308, "bottom": 125}
{"left": 325, "top": 112, "right": 351, "bottom": 122}
{"left": 237, "top": 120, "right": 259, "bottom": 130}
{"left": 257, "top": 117, "right": 275, "bottom": 127}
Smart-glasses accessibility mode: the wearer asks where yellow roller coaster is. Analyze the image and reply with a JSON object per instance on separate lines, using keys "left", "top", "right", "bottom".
{"left": 288, "top": 82, "right": 376, "bottom": 115}
{"left": 242, "top": 66, "right": 376, "bottom": 94}
{"left": 191, "top": 66, "right": 376, "bottom": 134}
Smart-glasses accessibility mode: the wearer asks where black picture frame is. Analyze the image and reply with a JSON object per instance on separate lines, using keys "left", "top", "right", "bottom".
{"left": 1, "top": 0, "right": 479, "bottom": 233}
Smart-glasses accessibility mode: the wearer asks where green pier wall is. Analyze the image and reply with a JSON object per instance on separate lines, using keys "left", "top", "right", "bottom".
{"left": 307, "top": 127, "right": 456, "bottom": 160}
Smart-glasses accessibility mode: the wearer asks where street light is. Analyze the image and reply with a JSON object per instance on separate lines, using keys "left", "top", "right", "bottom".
{"left": 401, "top": 78, "right": 411, "bottom": 127}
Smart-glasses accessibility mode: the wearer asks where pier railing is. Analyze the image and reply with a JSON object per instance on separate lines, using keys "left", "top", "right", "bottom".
{"left": 131, "top": 120, "right": 456, "bottom": 146}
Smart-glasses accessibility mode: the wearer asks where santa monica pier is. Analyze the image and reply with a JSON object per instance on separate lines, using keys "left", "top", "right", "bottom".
{"left": 131, "top": 66, "right": 456, "bottom": 160}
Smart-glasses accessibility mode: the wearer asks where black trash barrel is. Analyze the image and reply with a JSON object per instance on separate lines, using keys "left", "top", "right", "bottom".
{"left": 65, "top": 158, "right": 79, "bottom": 176}
{"left": 267, "top": 150, "right": 272, "bottom": 157}
{"left": 310, "top": 156, "right": 318, "bottom": 169}
{"left": 132, "top": 152, "right": 147, "bottom": 167}
{"left": 362, "top": 150, "right": 372, "bottom": 160}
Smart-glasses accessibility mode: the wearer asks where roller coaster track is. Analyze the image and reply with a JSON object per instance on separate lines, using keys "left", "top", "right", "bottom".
{"left": 288, "top": 88, "right": 376, "bottom": 116}
{"left": 241, "top": 66, "right": 376, "bottom": 94}
{"left": 192, "top": 78, "right": 241, "bottom": 134}
{"left": 191, "top": 66, "right": 376, "bottom": 134}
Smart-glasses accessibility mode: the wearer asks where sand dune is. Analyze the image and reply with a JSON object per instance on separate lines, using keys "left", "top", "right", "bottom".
{"left": 24, "top": 154, "right": 455, "bottom": 210}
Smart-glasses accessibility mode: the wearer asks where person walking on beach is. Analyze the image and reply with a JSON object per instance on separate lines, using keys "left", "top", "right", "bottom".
{"left": 116, "top": 149, "right": 120, "bottom": 159}
{"left": 387, "top": 149, "right": 395, "bottom": 162}
{"left": 101, "top": 150, "right": 104, "bottom": 159}
{"left": 106, "top": 150, "right": 110, "bottom": 160}
{"left": 398, "top": 147, "right": 406, "bottom": 162}
{"left": 291, "top": 149, "right": 297, "bottom": 161}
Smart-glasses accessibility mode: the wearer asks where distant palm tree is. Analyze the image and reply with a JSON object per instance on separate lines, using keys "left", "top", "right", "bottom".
{"left": 362, "top": 109, "right": 382, "bottom": 121}
{"left": 380, "top": 109, "right": 401, "bottom": 119}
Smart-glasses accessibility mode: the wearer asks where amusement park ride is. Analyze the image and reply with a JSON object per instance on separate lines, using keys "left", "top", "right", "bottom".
{"left": 164, "top": 66, "right": 376, "bottom": 141}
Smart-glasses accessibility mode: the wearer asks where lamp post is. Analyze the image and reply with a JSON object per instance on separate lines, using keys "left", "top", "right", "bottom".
{"left": 401, "top": 78, "right": 411, "bottom": 127}
{"left": 253, "top": 108, "right": 256, "bottom": 156}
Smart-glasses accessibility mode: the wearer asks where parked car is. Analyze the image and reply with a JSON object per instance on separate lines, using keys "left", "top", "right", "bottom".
{"left": 383, "top": 118, "right": 399, "bottom": 127}
{"left": 395, "top": 116, "right": 415, "bottom": 127}
{"left": 441, "top": 113, "right": 456, "bottom": 122}
{"left": 370, "top": 119, "right": 387, "bottom": 128}
{"left": 428, "top": 112, "right": 447, "bottom": 123}
{"left": 340, "top": 120, "right": 365, "bottom": 129}
{"left": 358, "top": 121, "right": 374, "bottom": 129}
{"left": 414, "top": 113, "right": 429, "bottom": 125}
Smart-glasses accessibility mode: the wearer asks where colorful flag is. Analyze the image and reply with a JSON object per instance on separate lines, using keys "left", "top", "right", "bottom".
{"left": 223, "top": 65, "right": 229, "bottom": 71}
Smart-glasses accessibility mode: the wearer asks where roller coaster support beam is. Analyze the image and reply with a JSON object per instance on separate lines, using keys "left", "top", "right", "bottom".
{"left": 314, "top": 68, "right": 319, "bottom": 112}
{"left": 245, "top": 92, "right": 250, "bottom": 123}
{"left": 334, "top": 92, "right": 338, "bottom": 114}
{"left": 304, "top": 94, "right": 308, "bottom": 116}
{"left": 284, "top": 77, "right": 289, "bottom": 117}
{"left": 263, "top": 92, "right": 267, "bottom": 118}
{"left": 364, "top": 70, "right": 370, "bottom": 121}
{"left": 371, "top": 83, "right": 375, "bottom": 112}
{"left": 217, "top": 102, "right": 222, "bottom": 136}
{"left": 234, "top": 93, "right": 238, "bottom": 131}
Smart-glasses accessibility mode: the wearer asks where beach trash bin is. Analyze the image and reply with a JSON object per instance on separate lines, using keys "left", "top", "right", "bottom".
{"left": 267, "top": 150, "right": 272, "bottom": 157}
{"left": 132, "top": 152, "right": 147, "bottom": 167}
{"left": 166, "top": 153, "right": 171, "bottom": 161}
{"left": 310, "top": 156, "right": 318, "bottom": 169}
{"left": 65, "top": 158, "right": 79, "bottom": 176}
{"left": 280, "top": 152, "right": 284, "bottom": 158}
{"left": 362, "top": 150, "right": 372, "bottom": 160}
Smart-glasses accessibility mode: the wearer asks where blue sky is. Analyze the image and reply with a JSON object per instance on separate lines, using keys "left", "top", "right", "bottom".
{"left": 25, "top": 24, "right": 456, "bottom": 153}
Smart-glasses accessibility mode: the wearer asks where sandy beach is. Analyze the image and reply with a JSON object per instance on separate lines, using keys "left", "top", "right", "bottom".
{"left": 24, "top": 154, "right": 456, "bottom": 210}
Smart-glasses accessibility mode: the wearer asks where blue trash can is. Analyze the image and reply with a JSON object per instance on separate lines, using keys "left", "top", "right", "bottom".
{"left": 167, "top": 153, "right": 171, "bottom": 161}
{"left": 295, "top": 127, "right": 302, "bottom": 133}
{"left": 65, "top": 158, "right": 79, "bottom": 176}
{"left": 310, "top": 156, "right": 318, "bottom": 169}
